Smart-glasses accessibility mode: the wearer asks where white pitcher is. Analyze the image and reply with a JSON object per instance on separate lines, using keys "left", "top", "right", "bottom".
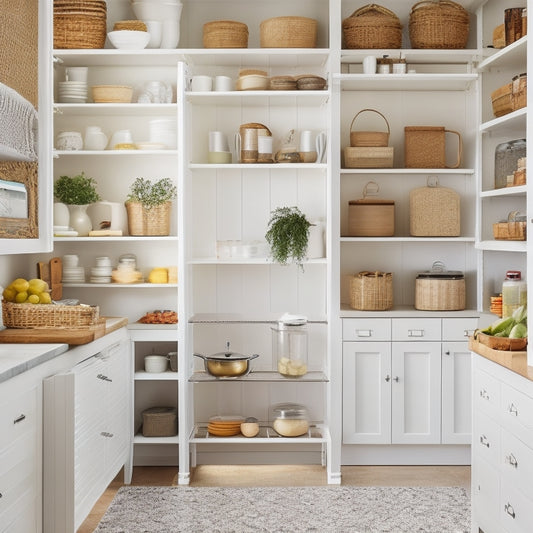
{"left": 84, "top": 126, "right": 108, "bottom": 151}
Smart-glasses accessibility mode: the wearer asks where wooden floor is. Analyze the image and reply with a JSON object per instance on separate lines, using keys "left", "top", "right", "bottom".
{"left": 77, "top": 464, "right": 471, "bottom": 532}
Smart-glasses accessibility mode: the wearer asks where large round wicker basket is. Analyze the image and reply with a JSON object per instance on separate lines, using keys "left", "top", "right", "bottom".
{"left": 125, "top": 201, "right": 172, "bottom": 236}
{"left": 260, "top": 16, "right": 317, "bottom": 48}
{"left": 203, "top": 20, "right": 249, "bottom": 48}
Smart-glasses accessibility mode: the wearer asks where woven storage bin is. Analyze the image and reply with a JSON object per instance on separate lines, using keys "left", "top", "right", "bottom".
{"left": 493, "top": 211, "right": 527, "bottom": 241}
{"left": 53, "top": 0, "right": 107, "bottom": 49}
{"left": 350, "top": 271, "right": 393, "bottom": 311}
{"left": 2, "top": 301, "right": 99, "bottom": 329}
{"left": 491, "top": 83, "right": 513, "bottom": 117}
{"left": 203, "top": 20, "right": 249, "bottom": 48}
{"left": 415, "top": 262, "right": 465, "bottom": 311}
{"left": 142, "top": 407, "right": 177, "bottom": 437}
{"left": 350, "top": 109, "right": 390, "bottom": 147}
{"left": 404, "top": 126, "right": 462, "bottom": 168}
{"left": 409, "top": 0, "right": 470, "bottom": 49}
{"left": 347, "top": 181, "right": 395, "bottom": 236}
{"left": 260, "top": 16, "right": 317, "bottom": 48}
{"left": 512, "top": 73, "right": 527, "bottom": 111}
{"left": 409, "top": 177, "right": 460, "bottom": 236}
{"left": 91, "top": 85, "right": 133, "bottom": 103}
{"left": 342, "top": 4, "right": 402, "bottom": 49}
{"left": 344, "top": 147, "right": 394, "bottom": 168}
{"left": 125, "top": 201, "right": 172, "bottom": 236}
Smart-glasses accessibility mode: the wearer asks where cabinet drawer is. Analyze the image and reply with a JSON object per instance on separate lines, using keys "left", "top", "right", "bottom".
{"left": 0, "top": 386, "right": 38, "bottom": 451}
{"left": 391, "top": 318, "right": 441, "bottom": 341}
{"left": 501, "top": 429, "right": 533, "bottom": 498}
{"left": 471, "top": 456, "right": 500, "bottom": 531}
{"left": 342, "top": 318, "right": 391, "bottom": 341}
{"left": 500, "top": 383, "right": 533, "bottom": 439}
{"left": 442, "top": 317, "right": 478, "bottom": 341}
{"left": 474, "top": 368, "right": 501, "bottom": 417}
{"left": 500, "top": 479, "right": 533, "bottom": 533}
{"left": 473, "top": 410, "right": 500, "bottom": 467}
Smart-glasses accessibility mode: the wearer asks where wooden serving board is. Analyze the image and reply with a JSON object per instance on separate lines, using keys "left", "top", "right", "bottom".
{"left": 469, "top": 337, "right": 527, "bottom": 377}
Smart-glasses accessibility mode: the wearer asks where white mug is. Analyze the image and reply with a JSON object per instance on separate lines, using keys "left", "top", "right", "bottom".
{"left": 363, "top": 56, "right": 377, "bottom": 74}
{"left": 84, "top": 126, "right": 108, "bottom": 151}
{"left": 191, "top": 75, "right": 212, "bottom": 92}
{"left": 299, "top": 130, "right": 314, "bottom": 152}
{"left": 214, "top": 75, "right": 233, "bottom": 91}
{"left": 209, "top": 131, "right": 229, "bottom": 152}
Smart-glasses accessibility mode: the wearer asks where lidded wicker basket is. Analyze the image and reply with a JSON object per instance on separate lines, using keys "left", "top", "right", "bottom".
{"left": 350, "top": 271, "right": 393, "bottom": 311}
{"left": 409, "top": 0, "right": 470, "bottom": 49}
{"left": 342, "top": 4, "right": 402, "bottom": 49}
{"left": 203, "top": 20, "right": 249, "bottom": 48}
{"left": 142, "top": 407, "right": 178, "bottom": 437}
{"left": 350, "top": 108, "right": 390, "bottom": 147}
{"left": 260, "top": 16, "right": 318, "bottom": 48}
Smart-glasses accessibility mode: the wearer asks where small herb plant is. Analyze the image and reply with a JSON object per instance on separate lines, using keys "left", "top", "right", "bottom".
{"left": 54, "top": 172, "right": 101, "bottom": 205}
{"left": 126, "top": 177, "right": 177, "bottom": 209}
{"left": 265, "top": 206, "right": 311, "bottom": 267}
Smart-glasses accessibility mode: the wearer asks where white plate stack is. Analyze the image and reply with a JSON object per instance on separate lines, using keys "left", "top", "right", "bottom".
{"left": 62, "top": 254, "right": 85, "bottom": 283}
{"left": 90, "top": 256, "right": 113, "bottom": 283}
{"left": 58, "top": 81, "right": 88, "bottom": 103}
{"left": 149, "top": 118, "right": 177, "bottom": 149}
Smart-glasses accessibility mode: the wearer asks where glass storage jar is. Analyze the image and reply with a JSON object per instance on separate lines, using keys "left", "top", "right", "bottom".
{"left": 502, "top": 270, "right": 527, "bottom": 318}
{"left": 270, "top": 402, "right": 309, "bottom": 437}
{"left": 494, "top": 139, "right": 527, "bottom": 189}
{"left": 272, "top": 313, "right": 308, "bottom": 377}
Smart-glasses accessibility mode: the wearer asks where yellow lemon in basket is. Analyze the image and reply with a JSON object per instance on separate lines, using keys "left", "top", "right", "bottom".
{"left": 2, "top": 286, "right": 16, "bottom": 302}
{"left": 11, "top": 278, "right": 29, "bottom": 293}
{"left": 28, "top": 278, "right": 48, "bottom": 295}
{"left": 15, "top": 291, "right": 28, "bottom": 303}
{"left": 39, "top": 292, "right": 52, "bottom": 304}
{"left": 27, "top": 294, "right": 40, "bottom": 304}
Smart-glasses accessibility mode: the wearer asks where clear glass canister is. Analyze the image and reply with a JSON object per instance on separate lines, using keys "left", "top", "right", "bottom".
{"left": 270, "top": 402, "right": 309, "bottom": 437}
{"left": 272, "top": 314, "right": 308, "bottom": 377}
{"left": 494, "top": 139, "right": 527, "bottom": 189}
{"left": 502, "top": 270, "right": 527, "bottom": 318}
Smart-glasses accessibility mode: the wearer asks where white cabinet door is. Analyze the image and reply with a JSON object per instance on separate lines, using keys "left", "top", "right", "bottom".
{"left": 342, "top": 342, "right": 391, "bottom": 444}
{"left": 391, "top": 342, "right": 441, "bottom": 444}
{"left": 441, "top": 342, "right": 471, "bottom": 444}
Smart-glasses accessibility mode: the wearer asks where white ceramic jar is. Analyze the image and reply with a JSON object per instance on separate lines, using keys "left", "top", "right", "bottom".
{"left": 144, "top": 355, "right": 168, "bottom": 373}
{"left": 56, "top": 131, "right": 83, "bottom": 151}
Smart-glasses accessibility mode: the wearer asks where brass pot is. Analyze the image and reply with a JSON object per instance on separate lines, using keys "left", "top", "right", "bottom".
{"left": 194, "top": 347, "right": 259, "bottom": 378}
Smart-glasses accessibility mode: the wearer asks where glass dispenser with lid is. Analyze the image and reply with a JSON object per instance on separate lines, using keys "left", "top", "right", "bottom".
{"left": 494, "top": 139, "right": 526, "bottom": 189}
{"left": 272, "top": 313, "right": 308, "bottom": 377}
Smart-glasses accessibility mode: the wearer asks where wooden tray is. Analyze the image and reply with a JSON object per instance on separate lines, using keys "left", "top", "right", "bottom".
{"left": 469, "top": 337, "right": 527, "bottom": 377}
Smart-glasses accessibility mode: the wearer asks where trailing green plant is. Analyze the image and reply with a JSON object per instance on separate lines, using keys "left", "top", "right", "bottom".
{"left": 54, "top": 172, "right": 101, "bottom": 205}
{"left": 126, "top": 177, "right": 177, "bottom": 209}
{"left": 265, "top": 206, "right": 311, "bottom": 267}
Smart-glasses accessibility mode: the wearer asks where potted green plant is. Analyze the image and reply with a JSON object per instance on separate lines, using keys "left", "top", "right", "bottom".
{"left": 125, "top": 177, "right": 177, "bottom": 236}
{"left": 54, "top": 172, "right": 101, "bottom": 236}
{"left": 265, "top": 206, "right": 312, "bottom": 268}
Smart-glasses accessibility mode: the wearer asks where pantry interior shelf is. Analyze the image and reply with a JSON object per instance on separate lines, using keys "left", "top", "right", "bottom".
{"left": 127, "top": 325, "right": 178, "bottom": 343}
{"left": 190, "top": 163, "right": 327, "bottom": 170}
{"left": 341, "top": 237, "right": 475, "bottom": 242}
{"left": 62, "top": 282, "right": 178, "bottom": 288}
{"left": 189, "top": 371, "right": 328, "bottom": 383}
{"left": 340, "top": 305, "right": 479, "bottom": 318}
{"left": 186, "top": 91, "right": 329, "bottom": 107}
{"left": 189, "top": 313, "right": 327, "bottom": 324}
{"left": 480, "top": 185, "right": 526, "bottom": 197}
{"left": 340, "top": 168, "right": 474, "bottom": 175}
{"left": 340, "top": 49, "right": 479, "bottom": 64}
{"left": 55, "top": 150, "right": 180, "bottom": 156}
{"left": 53, "top": 103, "right": 177, "bottom": 116}
{"left": 477, "top": 36, "right": 527, "bottom": 72}
{"left": 53, "top": 236, "right": 178, "bottom": 242}
{"left": 133, "top": 434, "right": 179, "bottom": 445}
{"left": 476, "top": 241, "right": 527, "bottom": 252}
{"left": 480, "top": 108, "right": 527, "bottom": 133}
{"left": 188, "top": 258, "right": 327, "bottom": 265}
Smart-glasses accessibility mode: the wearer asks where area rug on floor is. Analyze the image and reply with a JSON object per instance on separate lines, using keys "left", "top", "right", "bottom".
{"left": 94, "top": 485, "right": 470, "bottom": 533}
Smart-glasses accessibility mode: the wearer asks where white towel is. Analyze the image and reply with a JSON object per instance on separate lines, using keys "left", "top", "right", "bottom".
{"left": 0, "top": 81, "right": 38, "bottom": 161}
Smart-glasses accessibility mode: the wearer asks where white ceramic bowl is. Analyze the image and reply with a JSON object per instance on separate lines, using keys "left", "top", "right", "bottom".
{"left": 107, "top": 30, "right": 150, "bottom": 50}
{"left": 131, "top": 1, "right": 183, "bottom": 21}
{"left": 144, "top": 355, "right": 168, "bottom": 373}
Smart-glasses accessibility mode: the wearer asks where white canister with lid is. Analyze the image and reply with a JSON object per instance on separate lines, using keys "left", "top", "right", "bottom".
{"left": 272, "top": 313, "right": 308, "bottom": 377}
{"left": 56, "top": 131, "right": 83, "bottom": 151}
{"left": 270, "top": 402, "right": 310, "bottom": 437}
{"left": 144, "top": 355, "right": 168, "bottom": 373}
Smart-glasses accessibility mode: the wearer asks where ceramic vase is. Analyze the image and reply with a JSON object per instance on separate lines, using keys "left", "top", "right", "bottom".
{"left": 53, "top": 202, "right": 70, "bottom": 227}
{"left": 68, "top": 204, "right": 92, "bottom": 236}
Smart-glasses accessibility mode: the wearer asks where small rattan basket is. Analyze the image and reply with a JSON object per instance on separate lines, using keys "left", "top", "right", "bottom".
{"left": 125, "top": 201, "right": 172, "bottom": 236}
{"left": 350, "top": 109, "right": 390, "bottom": 147}
{"left": 350, "top": 271, "right": 393, "bottom": 311}
{"left": 409, "top": 0, "right": 470, "bottom": 49}
{"left": 2, "top": 301, "right": 99, "bottom": 329}
{"left": 512, "top": 73, "right": 527, "bottom": 111}
{"left": 404, "top": 126, "right": 462, "bottom": 168}
{"left": 342, "top": 4, "right": 402, "bottom": 49}
{"left": 260, "top": 16, "right": 317, "bottom": 48}
{"left": 203, "top": 20, "right": 248, "bottom": 48}
{"left": 142, "top": 407, "right": 177, "bottom": 437}
{"left": 493, "top": 211, "right": 527, "bottom": 241}
{"left": 491, "top": 83, "right": 513, "bottom": 117}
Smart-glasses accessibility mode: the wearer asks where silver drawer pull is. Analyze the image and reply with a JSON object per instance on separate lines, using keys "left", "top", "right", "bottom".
{"left": 13, "top": 414, "right": 26, "bottom": 424}
{"left": 508, "top": 403, "right": 519, "bottom": 416}
{"left": 100, "top": 431, "right": 114, "bottom": 438}
{"left": 355, "top": 329, "right": 372, "bottom": 337}
{"left": 385, "top": 375, "right": 391, "bottom": 382}
{"left": 505, "top": 503, "right": 516, "bottom": 519}
{"left": 479, "top": 389, "right": 489, "bottom": 400}
{"left": 480, "top": 435, "right": 490, "bottom": 448}
{"left": 464, "top": 329, "right": 475, "bottom": 337}
{"left": 506, "top": 454, "right": 518, "bottom": 469}
{"left": 393, "top": 376, "right": 400, "bottom": 382}
{"left": 97, "top": 374, "right": 113, "bottom": 382}
{"left": 408, "top": 329, "right": 424, "bottom": 337}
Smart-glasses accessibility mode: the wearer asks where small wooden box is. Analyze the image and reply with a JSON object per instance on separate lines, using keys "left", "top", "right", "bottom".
{"left": 348, "top": 199, "right": 395, "bottom": 236}
{"left": 344, "top": 147, "right": 394, "bottom": 168}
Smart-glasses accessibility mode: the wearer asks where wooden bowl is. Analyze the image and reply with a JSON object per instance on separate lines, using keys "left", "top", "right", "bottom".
{"left": 476, "top": 332, "right": 527, "bottom": 351}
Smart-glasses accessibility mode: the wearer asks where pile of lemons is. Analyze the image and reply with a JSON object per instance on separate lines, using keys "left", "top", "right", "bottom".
{"left": 2, "top": 278, "right": 52, "bottom": 304}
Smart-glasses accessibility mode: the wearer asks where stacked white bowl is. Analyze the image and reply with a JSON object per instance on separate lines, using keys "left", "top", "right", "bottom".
{"left": 130, "top": 0, "right": 183, "bottom": 48}
{"left": 62, "top": 254, "right": 86, "bottom": 283}
{"left": 90, "top": 256, "right": 112, "bottom": 283}
{"left": 149, "top": 118, "right": 177, "bottom": 149}
{"left": 58, "top": 81, "right": 88, "bottom": 103}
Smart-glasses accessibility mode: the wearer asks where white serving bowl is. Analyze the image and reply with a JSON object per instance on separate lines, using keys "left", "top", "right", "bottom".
{"left": 107, "top": 30, "right": 150, "bottom": 50}
{"left": 131, "top": 1, "right": 182, "bottom": 22}
{"left": 144, "top": 355, "right": 168, "bottom": 373}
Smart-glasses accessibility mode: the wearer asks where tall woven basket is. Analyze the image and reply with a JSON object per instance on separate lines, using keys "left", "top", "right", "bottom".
{"left": 342, "top": 4, "right": 402, "bottom": 49}
{"left": 409, "top": 0, "right": 470, "bottom": 49}
{"left": 349, "top": 271, "right": 393, "bottom": 310}
{"left": 125, "top": 201, "right": 172, "bottom": 236}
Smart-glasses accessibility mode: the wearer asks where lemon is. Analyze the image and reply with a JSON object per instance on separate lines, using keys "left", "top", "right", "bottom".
{"left": 11, "top": 278, "right": 29, "bottom": 293}
{"left": 39, "top": 292, "right": 52, "bottom": 304}
{"left": 28, "top": 278, "right": 48, "bottom": 295}
{"left": 27, "top": 294, "right": 40, "bottom": 304}
{"left": 15, "top": 291, "right": 28, "bottom": 303}
{"left": 2, "top": 287, "right": 16, "bottom": 302}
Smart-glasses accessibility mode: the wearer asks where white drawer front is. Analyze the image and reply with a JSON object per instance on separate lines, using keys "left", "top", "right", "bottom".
{"left": 500, "top": 479, "right": 533, "bottom": 533}
{"left": 501, "top": 430, "right": 533, "bottom": 498}
{"left": 442, "top": 317, "right": 478, "bottom": 341}
{"left": 473, "top": 410, "right": 500, "bottom": 467}
{"left": 474, "top": 367, "right": 501, "bottom": 417}
{"left": 0, "top": 386, "right": 38, "bottom": 451}
{"left": 342, "top": 318, "right": 391, "bottom": 341}
{"left": 472, "top": 456, "right": 500, "bottom": 531}
{"left": 391, "top": 318, "right": 441, "bottom": 341}
{"left": 501, "top": 383, "right": 533, "bottom": 438}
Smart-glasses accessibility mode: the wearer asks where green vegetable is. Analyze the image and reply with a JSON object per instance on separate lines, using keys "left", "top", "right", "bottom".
{"left": 512, "top": 305, "right": 527, "bottom": 325}
{"left": 491, "top": 316, "right": 515, "bottom": 335}
{"left": 509, "top": 322, "right": 528, "bottom": 339}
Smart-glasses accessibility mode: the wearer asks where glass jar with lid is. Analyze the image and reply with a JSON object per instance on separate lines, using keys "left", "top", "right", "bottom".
{"left": 270, "top": 402, "right": 309, "bottom": 437}
{"left": 272, "top": 313, "right": 308, "bottom": 377}
{"left": 502, "top": 270, "right": 527, "bottom": 318}
{"left": 494, "top": 139, "right": 526, "bottom": 189}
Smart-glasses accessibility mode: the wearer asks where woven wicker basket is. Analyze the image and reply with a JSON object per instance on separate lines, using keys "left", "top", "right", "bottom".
{"left": 91, "top": 85, "right": 133, "bottom": 103}
{"left": 404, "top": 126, "right": 462, "bottom": 168}
{"left": 350, "top": 109, "right": 390, "bottom": 147}
{"left": 409, "top": 0, "right": 470, "bottom": 49}
{"left": 342, "top": 4, "right": 402, "bottom": 49}
{"left": 409, "top": 177, "right": 460, "bottom": 236}
{"left": 493, "top": 211, "right": 527, "bottom": 241}
{"left": 260, "top": 16, "right": 317, "bottom": 48}
{"left": 125, "top": 201, "right": 172, "bottom": 236}
{"left": 2, "top": 300, "right": 99, "bottom": 329}
{"left": 491, "top": 83, "right": 513, "bottom": 117}
{"left": 512, "top": 73, "right": 527, "bottom": 111}
{"left": 53, "top": 1, "right": 107, "bottom": 49}
{"left": 415, "top": 278, "right": 465, "bottom": 310}
{"left": 344, "top": 147, "right": 394, "bottom": 168}
{"left": 203, "top": 20, "right": 249, "bottom": 48}
{"left": 350, "top": 271, "right": 393, "bottom": 311}
{"left": 142, "top": 407, "right": 177, "bottom": 437}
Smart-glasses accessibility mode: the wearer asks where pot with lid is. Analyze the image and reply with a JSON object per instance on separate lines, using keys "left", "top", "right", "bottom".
{"left": 194, "top": 342, "right": 259, "bottom": 378}
{"left": 415, "top": 260, "right": 465, "bottom": 311}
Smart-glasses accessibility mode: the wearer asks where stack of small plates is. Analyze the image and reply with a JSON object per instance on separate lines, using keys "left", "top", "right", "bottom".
{"left": 149, "top": 119, "right": 177, "bottom": 149}
{"left": 207, "top": 416, "right": 245, "bottom": 436}
{"left": 62, "top": 266, "right": 85, "bottom": 283}
{"left": 58, "top": 81, "right": 88, "bottom": 103}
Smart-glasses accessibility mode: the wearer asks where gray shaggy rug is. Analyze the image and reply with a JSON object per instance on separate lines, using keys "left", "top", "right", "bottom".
{"left": 95, "top": 485, "right": 470, "bottom": 532}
